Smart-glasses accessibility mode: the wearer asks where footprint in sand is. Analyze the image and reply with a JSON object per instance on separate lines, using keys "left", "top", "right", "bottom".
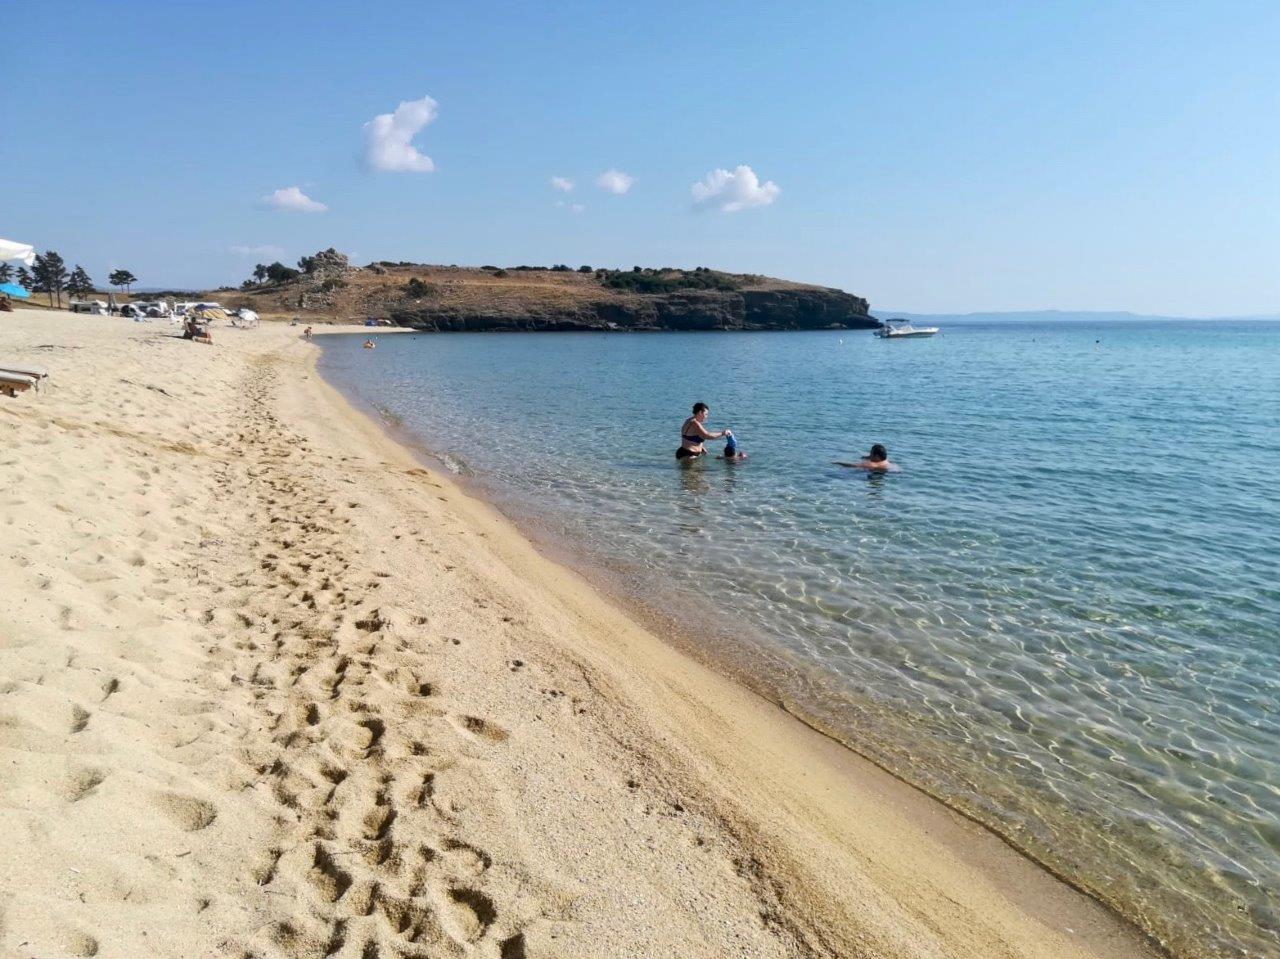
{"left": 153, "top": 791, "right": 218, "bottom": 831}
{"left": 68, "top": 705, "right": 91, "bottom": 734}
{"left": 437, "top": 886, "right": 498, "bottom": 944}
{"left": 451, "top": 715, "right": 509, "bottom": 744}
{"left": 47, "top": 923, "right": 100, "bottom": 957}
{"left": 61, "top": 768, "right": 107, "bottom": 803}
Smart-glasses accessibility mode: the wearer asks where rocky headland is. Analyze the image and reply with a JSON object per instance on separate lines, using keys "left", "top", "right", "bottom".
{"left": 217, "top": 254, "right": 879, "bottom": 332}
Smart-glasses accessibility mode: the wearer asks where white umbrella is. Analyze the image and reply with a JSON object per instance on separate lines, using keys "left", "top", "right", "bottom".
{"left": 0, "top": 239, "right": 36, "bottom": 267}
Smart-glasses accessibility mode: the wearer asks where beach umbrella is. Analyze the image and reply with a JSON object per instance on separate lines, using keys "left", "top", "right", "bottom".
{"left": 0, "top": 282, "right": 30, "bottom": 298}
{"left": 0, "top": 239, "right": 36, "bottom": 267}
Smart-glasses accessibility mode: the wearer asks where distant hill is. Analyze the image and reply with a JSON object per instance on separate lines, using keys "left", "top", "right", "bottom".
{"left": 209, "top": 258, "right": 878, "bottom": 332}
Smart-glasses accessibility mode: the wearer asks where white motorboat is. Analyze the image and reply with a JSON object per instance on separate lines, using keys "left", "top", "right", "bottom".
{"left": 874, "top": 318, "right": 939, "bottom": 338}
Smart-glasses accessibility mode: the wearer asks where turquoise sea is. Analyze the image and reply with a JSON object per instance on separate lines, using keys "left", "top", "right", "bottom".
{"left": 319, "top": 319, "right": 1280, "bottom": 958}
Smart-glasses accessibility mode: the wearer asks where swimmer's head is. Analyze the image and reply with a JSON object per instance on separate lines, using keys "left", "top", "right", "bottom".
{"left": 868, "top": 444, "right": 888, "bottom": 462}
{"left": 692, "top": 402, "right": 709, "bottom": 420}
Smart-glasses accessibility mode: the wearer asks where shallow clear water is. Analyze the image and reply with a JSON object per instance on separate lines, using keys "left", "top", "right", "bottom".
{"left": 320, "top": 320, "right": 1280, "bottom": 957}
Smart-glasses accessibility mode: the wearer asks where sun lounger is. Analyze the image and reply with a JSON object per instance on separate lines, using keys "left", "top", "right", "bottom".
{"left": 0, "top": 364, "right": 49, "bottom": 397}
{"left": 0, "top": 372, "right": 38, "bottom": 397}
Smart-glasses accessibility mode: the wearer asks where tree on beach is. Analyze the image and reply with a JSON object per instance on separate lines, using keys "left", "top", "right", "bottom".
{"left": 108, "top": 269, "right": 137, "bottom": 293}
{"left": 32, "top": 251, "right": 69, "bottom": 307}
{"left": 15, "top": 266, "right": 32, "bottom": 289}
{"left": 66, "top": 265, "right": 94, "bottom": 299}
{"left": 252, "top": 263, "right": 270, "bottom": 284}
{"left": 0, "top": 263, "right": 12, "bottom": 284}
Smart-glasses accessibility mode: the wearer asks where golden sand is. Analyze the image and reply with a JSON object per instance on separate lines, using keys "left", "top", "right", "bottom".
{"left": 0, "top": 310, "right": 1158, "bottom": 958}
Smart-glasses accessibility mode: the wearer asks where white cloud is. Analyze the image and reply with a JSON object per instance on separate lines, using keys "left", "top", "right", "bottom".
{"left": 230, "top": 244, "right": 285, "bottom": 257}
{"left": 595, "top": 169, "right": 634, "bottom": 194}
{"left": 691, "top": 164, "right": 780, "bottom": 213}
{"left": 261, "top": 186, "right": 327, "bottom": 213}
{"left": 571, "top": 203, "right": 585, "bottom": 214}
{"left": 550, "top": 176, "right": 574, "bottom": 192}
{"left": 363, "top": 96, "right": 438, "bottom": 173}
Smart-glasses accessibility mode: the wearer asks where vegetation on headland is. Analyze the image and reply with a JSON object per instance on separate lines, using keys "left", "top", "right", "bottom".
{"left": 217, "top": 249, "right": 876, "bottom": 332}
{"left": 596, "top": 266, "right": 745, "bottom": 294}
{"left": 240, "top": 247, "right": 349, "bottom": 292}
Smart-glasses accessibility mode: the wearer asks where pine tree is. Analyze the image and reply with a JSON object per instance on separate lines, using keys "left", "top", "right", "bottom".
{"left": 66, "top": 265, "right": 94, "bottom": 299}
{"left": 29, "top": 259, "right": 48, "bottom": 301}
{"left": 108, "top": 269, "right": 137, "bottom": 293}
{"left": 33, "top": 251, "right": 69, "bottom": 307}
{"left": 0, "top": 263, "right": 12, "bottom": 284}
{"left": 16, "top": 266, "right": 32, "bottom": 289}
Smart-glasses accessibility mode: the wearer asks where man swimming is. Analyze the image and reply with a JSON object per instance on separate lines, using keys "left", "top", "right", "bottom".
{"left": 834, "top": 444, "right": 899, "bottom": 472}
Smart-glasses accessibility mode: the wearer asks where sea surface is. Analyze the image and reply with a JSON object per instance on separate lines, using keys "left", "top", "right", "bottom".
{"left": 319, "top": 319, "right": 1280, "bottom": 957}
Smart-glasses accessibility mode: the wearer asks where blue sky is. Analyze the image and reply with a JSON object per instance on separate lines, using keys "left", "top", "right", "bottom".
{"left": 4, "top": 0, "right": 1278, "bottom": 314}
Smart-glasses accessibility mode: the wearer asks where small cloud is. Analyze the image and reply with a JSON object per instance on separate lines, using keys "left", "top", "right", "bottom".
{"left": 363, "top": 95, "right": 438, "bottom": 173}
{"left": 571, "top": 203, "right": 585, "bottom": 214}
{"left": 229, "top": 244, "right": 285, "bottom": 257}
{"left": 691, "top": 164, "right": 780, "bottom": 213}
{"left": 261, "top": 186, "right": 327, "bottom": 213}
{"left": 550, "top": 176, "right": 574, "bottom": 192}
{"left": 595, "top": 169, "right": 634, "bottom": 195}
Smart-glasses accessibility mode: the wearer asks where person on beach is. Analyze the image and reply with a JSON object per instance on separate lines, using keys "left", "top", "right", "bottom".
{"left": 835, "top": 444, "right": 898, "bottom": 472}
{"left": 677, "top": 402, "right": 731, "bottom": 461}
{"left": 302, "top": 326, "right": 313, "bottom": 340}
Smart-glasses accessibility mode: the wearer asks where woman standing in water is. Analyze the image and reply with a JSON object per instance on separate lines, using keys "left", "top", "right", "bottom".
{"left": 677, "top": 402, "right": 731, "bottom": 460}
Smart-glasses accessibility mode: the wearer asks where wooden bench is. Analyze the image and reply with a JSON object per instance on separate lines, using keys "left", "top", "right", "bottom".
{"left": 0, "top": 365, "right": 49, "bottom": 397}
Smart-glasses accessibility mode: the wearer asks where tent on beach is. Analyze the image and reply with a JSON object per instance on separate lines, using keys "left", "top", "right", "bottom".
{"left": 0, "top": 239, "right": 36, "bottom": 267}
{"left": 0, "top": 282, "right": 30, "bottom": 299}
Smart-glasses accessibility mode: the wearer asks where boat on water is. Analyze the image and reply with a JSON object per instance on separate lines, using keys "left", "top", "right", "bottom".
{"left": 874, "top": 318, "right": 939, "bottom": 338}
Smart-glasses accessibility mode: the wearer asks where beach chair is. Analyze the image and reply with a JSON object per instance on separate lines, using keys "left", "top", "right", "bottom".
{"left": 0, "top": 364, "right": 47, "bottom": 397}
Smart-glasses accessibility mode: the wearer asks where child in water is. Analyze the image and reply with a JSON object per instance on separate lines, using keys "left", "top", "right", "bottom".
{"left": 720, "top": 431, "right": 747, "bottom": 461}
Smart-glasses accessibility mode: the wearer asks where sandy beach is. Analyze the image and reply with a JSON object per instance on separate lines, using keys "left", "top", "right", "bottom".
{"left": 0, "top": 310, "right": 1161, "bottom": 959}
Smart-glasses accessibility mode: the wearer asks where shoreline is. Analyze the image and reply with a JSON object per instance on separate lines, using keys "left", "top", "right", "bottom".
{"left": 308, "top": 327, "right": 1168, "bottom": 957}
{"left": 1, "top": 311, "right": 1162, "bottom": 957}
{"left": 314, "top": 331, "right": 1176, "bottom": 958}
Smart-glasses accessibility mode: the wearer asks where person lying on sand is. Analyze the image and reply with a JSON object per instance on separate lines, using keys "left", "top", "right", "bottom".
{"left": 835, "top": 444, "right": 898, "bottom": 472}
{"left": 677, "top": 402, "right": 731, "bottom": 460}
